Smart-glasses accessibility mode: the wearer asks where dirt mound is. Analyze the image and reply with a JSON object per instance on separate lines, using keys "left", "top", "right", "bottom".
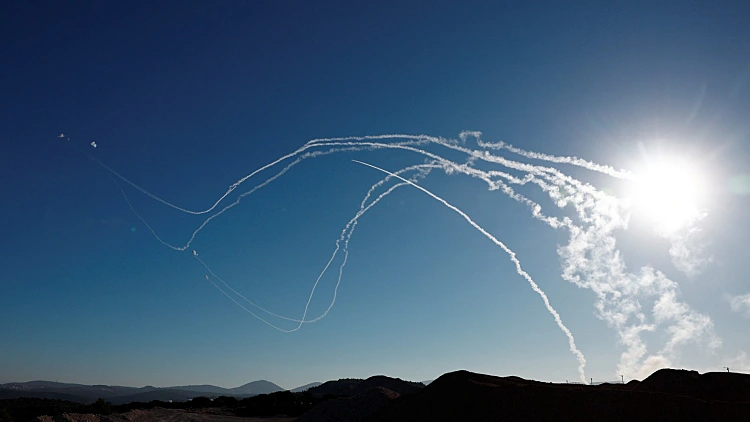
{"left": 367, "top": 370, "right": 750, "bottom": 422}
{"left": 296, "top": 387, "right": 399, "bottom": 422}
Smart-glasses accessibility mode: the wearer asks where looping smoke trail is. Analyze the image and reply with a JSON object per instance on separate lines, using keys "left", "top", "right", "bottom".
{"left": 83, "top": 131, "right": 718, "bottom": 382}
{"left": 195, "top": 163, "right": 437, "bottom": 331}
{"left": 100, "top": 139, "right": 563, "bottom": 252}
{"left": 80, "top": 136, "right": 432, "bottom": 216}
{"left": 97, "top": 136, "right": 590, "bottom": 380}
{"left": 82, "top": 132, "right": 623, "bottom": 221}
{"left": 351, "top": 159, "right": 588, "bottom": 383}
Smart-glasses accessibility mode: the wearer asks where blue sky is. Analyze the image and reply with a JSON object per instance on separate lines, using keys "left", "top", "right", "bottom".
{"left": 2, "top": 1, "right": 750, "bottom": 389}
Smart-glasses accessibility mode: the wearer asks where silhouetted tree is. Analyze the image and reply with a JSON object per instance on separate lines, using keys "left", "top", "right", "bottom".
{"left": 89, "top": 398, "right": 113, "bottom": 415}
{"left": 213, "top": 396, "right": 238, "bottom": 408}
{"left": 0, "top": 407, "right": 13, "bottom": 422}
{"left": 188, "top": 396, "right": 212, "bottom": 408}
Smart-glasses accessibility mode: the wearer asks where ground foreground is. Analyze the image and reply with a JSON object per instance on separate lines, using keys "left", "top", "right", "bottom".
{"left": 34, "top": 408, "right": 294, "bottom": 422}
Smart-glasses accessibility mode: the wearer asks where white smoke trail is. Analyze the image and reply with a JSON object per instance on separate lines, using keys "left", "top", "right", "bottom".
{"left": 87, "top": 131, "right": 720, "bottom": 381}
{"left": 85, "top": 133, "right": 600, "bottom": 222}
{"left": 81, "top": 135, "right": 433, "bottom": 216}
{"left": 190, "top": 164, "right": 436, "bottom": 331}
{"left": 107, "top": 144, "right": 409, "bottom": 251}
{"left": 86, "top": 133, "right": 597, "bottom": 244}
{"left": 466, "top": 130, "right": 634, "bottom": 179}
{"left": 556, "top": 187, "right": 720, "bottom": 379}
{"left": 102, "top": 137, "right": 602, "bottom": 380}
{"left": 83, "top": 131, "right": 626, "bottom": 224}
{"left": 352, "top": 159, "right": 588, "bottom": 383}
{"left": 101, "top": 138, "right": 567, "bottom": 251}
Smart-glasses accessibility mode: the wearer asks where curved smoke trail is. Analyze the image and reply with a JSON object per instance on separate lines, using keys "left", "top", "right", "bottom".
{"left": 80, "top": 131, "right": 718, "bottom": 382}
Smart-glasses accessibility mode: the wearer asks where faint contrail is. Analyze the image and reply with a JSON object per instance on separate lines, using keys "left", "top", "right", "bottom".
{"left": 352, "top": 159, "right": 588, "bottom": 383}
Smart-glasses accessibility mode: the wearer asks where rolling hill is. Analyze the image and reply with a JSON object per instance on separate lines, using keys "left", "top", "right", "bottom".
{"left": 366, "top": 369, "right": 750, "bottom": 421}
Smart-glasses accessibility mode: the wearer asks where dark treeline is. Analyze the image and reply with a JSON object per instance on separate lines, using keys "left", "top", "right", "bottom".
{"left": 0, "top": 397, "right": 112, "bottom": 422}
{"left": 1, "top": 391, "right": 341, "bottom": 421}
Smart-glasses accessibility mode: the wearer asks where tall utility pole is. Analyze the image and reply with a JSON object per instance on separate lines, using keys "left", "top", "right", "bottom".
{"left": 620, "top": 375, "right": 624, "bottom": 384}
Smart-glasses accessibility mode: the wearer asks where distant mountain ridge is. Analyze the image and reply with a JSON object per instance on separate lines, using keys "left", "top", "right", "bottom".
{"left": 291, "top": 382, "right": 322, "bottom": 392}
{"left": 0, "top": 379, "right": 290, "bottom": 404}
{"left": 1, "top": 375, "right": 430, "bottom": 406}
{"left": 167, "top": 380, "right": 283, "bottom": 396}
{"left": 0, "top": 376, "right": 425, "bottom": 405}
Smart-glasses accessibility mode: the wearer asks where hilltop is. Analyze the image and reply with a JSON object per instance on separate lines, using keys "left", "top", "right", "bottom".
{"left": 366, "top": 369, "right": 750, "bottom": 421}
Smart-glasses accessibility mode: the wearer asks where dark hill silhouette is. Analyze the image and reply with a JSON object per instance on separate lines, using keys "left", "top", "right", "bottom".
{"left": 306, "top": 379, "right": 362, "bottom": 397}
{"left": 349, "top": 376, "right": 423, "bottom": 396}
{"left": 291, "top": 382, "right": 322, "bottom": 393}
{"left": 636, "top": 368, "right": 750, "bottom": 402}
{"left": 367, "top": 369, "right": 750, "bottom": 422}
{"left": 228, "top": 380, "right": 283, "bottom": 395}
{"left": 0, "top": 379, "right": 284, "bottom": 405}
{"left": 106, "top": 388, "right": 199, "bottom": 405}
{"left": 0, "top": 389, "right": 88, "bottom": 403}
{"left": 297, "top": 386, "right": 401, "bottom": 422}
{"left": 295, "top": 376, "right": 425, "bottom": 421}
{"left": 165, "top": 380, "right": 284, "bottom": 396}
{"left": 166, "top": 384, "right": 231, "bottom": 395}
{"left": 305, "top": 376, "right": 424, "bottom": 398}
{"left": 1, "top": 381, "right": 84, "bottom": 390}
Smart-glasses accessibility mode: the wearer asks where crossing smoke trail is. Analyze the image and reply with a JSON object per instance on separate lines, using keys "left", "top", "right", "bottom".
{"left": 194, "top": 164, "right": 437, "bottom": 332}
{"left": 352, "top": 160, "right": 588, "bottom": 383}
{"left": 80, "top": 131, "right": 719, "bottom": 382}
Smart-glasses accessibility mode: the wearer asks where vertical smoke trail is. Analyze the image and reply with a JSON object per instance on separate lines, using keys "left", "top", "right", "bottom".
{"left": 352, "top": 160, "right": 588, "bottom": 383}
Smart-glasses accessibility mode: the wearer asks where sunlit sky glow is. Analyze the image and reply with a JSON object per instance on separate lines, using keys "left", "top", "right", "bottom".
{"left": 628, "top": 155, "right": 707, "bottom": 234}
{"left": 1, "top": 1, "right": 749, "bottom": 389}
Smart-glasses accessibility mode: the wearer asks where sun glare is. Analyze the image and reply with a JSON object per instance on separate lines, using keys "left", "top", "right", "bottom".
{"left": 628, "top": 158, "right": 706, "bottom": 234}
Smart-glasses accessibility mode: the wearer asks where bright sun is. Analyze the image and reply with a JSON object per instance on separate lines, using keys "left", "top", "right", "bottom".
{"left": 627, "top": 158, "right": 707, "bottom": 234}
